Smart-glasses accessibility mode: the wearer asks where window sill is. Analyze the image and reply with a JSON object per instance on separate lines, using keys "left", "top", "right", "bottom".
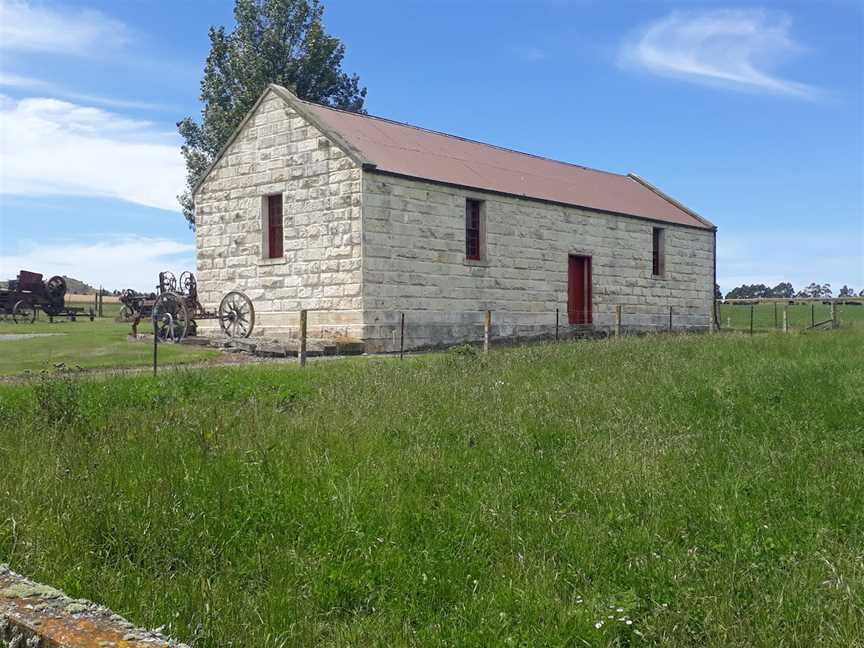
{"left": 464, "top": 257, "right": 490, "bottom": 268}
{"left": 258, "top": 257, "right": 288, "bottom": 266}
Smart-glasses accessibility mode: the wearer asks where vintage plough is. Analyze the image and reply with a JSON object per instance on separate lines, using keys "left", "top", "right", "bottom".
{"left": 0, "top": 270, "right": 95, "bottom": 323}
{"left": 124, "top": 271, "right": 254, "bottom": 343}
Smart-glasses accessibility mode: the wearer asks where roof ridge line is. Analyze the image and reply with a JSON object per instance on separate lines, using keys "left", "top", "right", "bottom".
{"left": 292, "top": 92, "right": 627, "bottom": 179}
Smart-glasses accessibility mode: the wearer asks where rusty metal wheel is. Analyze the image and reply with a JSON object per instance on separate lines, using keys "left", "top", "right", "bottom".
{"left": 218, "top": 291, "right": 255, "bottom": 338}
{"left": 179, "top": 271, "right": 197, "bottom": 297}
{"left": 46, "top": 275, "right": 66, "bottom": 300}
{"left": 152, "top": 292, "right": 189, "bottom": 343}
{"left": 12, "top": 300, "right": 37, "bottom": 324}
{"left": 159, "top": 271, "right": 177, "bottom": 294}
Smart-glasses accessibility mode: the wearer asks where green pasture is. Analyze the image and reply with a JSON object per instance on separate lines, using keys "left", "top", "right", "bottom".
{"left": 0, "top": 304, "right": 218, "bottom": 376}
{"left": 718, "top": 301, "right": 864, "bottom": 332}
{"left": 1, "top": 328, "right": 861, "bottom": 646}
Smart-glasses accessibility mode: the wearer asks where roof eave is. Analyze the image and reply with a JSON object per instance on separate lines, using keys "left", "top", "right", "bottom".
{"left": 366, "top": 168, "right": 716, "bottom": 232}
{"left": 627, "top": 173, "right": 716, "bottom": 230}
{"left": 267, "top": 84, "right": 377, "bottom": 170}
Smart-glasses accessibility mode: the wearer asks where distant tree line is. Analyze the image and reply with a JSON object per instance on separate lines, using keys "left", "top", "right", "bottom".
{"left": 719, "top": 282, "right": 863, "bottom": 300}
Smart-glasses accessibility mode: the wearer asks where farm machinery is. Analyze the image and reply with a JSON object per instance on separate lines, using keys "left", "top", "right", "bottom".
{"left": 0, "top": 270, "right": 95, "bottom": 323}
{"left": 121, "top": 271, "right": 255, "bottom": 343}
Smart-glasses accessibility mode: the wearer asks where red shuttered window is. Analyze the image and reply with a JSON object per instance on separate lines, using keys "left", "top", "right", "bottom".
{"left": 267, "top": 194, "right": 283, "bottom": 259}
{"left": 465, "top": 199, "right": 482, "bottom": 260}
{"left": 652, "top": 227, "right": 664, "bottom": 276}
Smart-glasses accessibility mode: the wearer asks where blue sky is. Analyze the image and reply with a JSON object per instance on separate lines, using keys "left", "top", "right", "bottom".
{"left": 0, "top": 0, "right": 861, "bottom": 293}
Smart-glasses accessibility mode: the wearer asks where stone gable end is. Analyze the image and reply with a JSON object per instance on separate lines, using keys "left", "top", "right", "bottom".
{"left": 194, "top": 89, "right": 363, "bottom": 339}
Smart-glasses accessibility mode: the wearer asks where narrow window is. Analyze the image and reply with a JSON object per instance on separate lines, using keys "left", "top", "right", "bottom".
{"left": 652, "top": 227, "right": 664, "bottom": 276}
{"left": 266, "top": 194, "right": 283, "bottom": 259}
{"left": 465, "top": 198, "right": 482, "bottom": 260}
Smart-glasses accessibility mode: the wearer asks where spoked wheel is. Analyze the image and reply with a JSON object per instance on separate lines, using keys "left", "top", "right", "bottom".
{"left": 12, "top": 300, "right": 37, "bottom": 324}
{"left": 118, "top": 304, "right": 134, "bottom": 321}
{"left": 152, "top": 292, "right": 189, "bottom": 343}
{"left": 46, "top": 275, "right": 67, "bottom": 301}
{"left": 159, "top": 271, "right": 177, "bottom": 294}
{"left": 179, "top": 271, "right": 197, "bottom": 297}
{"left": 218, "top": 291, "right": 255, "bottom": 338}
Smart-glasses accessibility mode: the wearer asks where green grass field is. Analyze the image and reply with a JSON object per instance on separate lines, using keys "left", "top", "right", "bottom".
{"left": 719, "top": 301, "right": 864, "bottom": 332}
{"left": 0, "top": 328, "right": 861, "bottom": 646}
{"left": 0, "top": 304, "right": 219, "bottom": 376}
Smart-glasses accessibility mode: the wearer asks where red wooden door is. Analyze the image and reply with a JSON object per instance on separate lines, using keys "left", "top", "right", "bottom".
{"left": 268, "top": 195, "right": 283, "bottom": 258}
{"left": 568, "top": 255, "right": 592, "bottom": 325}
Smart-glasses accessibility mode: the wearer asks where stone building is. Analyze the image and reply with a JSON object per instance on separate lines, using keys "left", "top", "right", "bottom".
{"left": 194, "top": 84, "right": 716, "bottom": 352}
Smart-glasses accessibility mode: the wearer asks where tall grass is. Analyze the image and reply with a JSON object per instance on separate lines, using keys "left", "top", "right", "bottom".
{"left": 1, "top": 329, "right": 862, "bottom": 646}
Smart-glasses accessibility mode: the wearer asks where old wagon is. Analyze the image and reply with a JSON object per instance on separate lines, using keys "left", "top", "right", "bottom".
{"left": 0, "top": 270, "right": 94, "bottom": 323}
{"left": 125, "top": 271, "right": 255, "bottom": 343}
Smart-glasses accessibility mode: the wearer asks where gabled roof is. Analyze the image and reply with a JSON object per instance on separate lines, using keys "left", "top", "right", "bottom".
{"left": 198, "top": 84, "right": 714, "bottom": 230}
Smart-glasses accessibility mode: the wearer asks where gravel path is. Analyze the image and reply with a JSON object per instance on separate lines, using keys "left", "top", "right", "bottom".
{"left": 0, "top": 333, "right": 66, "bottom": 342}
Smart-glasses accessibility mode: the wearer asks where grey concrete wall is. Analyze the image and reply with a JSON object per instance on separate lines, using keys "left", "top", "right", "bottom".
{"left": 194, "top": 88, "right": 363, "bottom": 340}
{"left": 361, "top": 171, "right": 714, "bottom": 352}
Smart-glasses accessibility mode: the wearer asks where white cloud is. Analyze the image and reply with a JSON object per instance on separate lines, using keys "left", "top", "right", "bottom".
{"left": 620, "top": 9, "right": 817, "bottom": 98}
{"left": 0, "top": 0, "right": 128, "bottom": 55}
{"left": 0, "top": 95, "right": 184, "bottom": 211}
{"left": 0, "top": 237, "right": 195, "bottom": 292}
{"left": 0, "top": 74, "right": 171, "bottom": 111}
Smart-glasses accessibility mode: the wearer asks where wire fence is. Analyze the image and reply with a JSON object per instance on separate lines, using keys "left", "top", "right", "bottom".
{"left": 716, "top": 299, "right": 863, "bottom": 334}
{"left": 337, "top": 305, "right": 714, "bottom": 355}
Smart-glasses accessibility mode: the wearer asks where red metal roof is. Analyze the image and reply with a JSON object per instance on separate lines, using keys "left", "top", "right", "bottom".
{"left": 299, "top": 98, "right": 713, "bottom": 229}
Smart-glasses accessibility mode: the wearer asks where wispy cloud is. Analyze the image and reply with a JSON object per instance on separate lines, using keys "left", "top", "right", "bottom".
{"left": 0, "top": 74, "right": 171, "bottom": 111}
{"left": 620, "top": 9, "right": 817, "bottom": 98}
{"left": 0, "top": 0, "right": 129, "bottom": 55}
{"left": 514, "top": 46, "right": 546, "bottom": 63}
{"left": 0, "top": 237, "right": 194, "bottom": 291}
{"left": 0, "top": 95, "right": 184, "bottom": 211}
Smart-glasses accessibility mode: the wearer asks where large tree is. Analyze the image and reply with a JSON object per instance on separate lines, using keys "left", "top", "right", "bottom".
{"left": 177, "top": 0, "right": 366, "bottom": 228}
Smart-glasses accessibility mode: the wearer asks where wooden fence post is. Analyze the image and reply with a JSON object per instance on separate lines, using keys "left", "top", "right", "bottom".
{"left": 782, "top": 305, "right": 788, "bottom": 333}
{"left": 830, "top": 300, "right": 837, "bottom": 329}
{"left": 299, "top": 309, "right": 308, "bottom": 367}
{"left": 484, "top": 310, "right": 491, "bottom": 354}
{"left": 773, "top": 302, "right": 778, "bottom": 329}
{"left": 555, "top": 308, "right": 559, "bottom": 342}
{"left": 811, "top": 303, "right": 815, "bottom": 329}
{"left": 400, "top": 312, "right": 405, "bottom": 359}
{"left": 614, "top": 304, "right": 622, "bottom": 337}
{"left": 749, "top": 303, "right": 754, "bottom": 336}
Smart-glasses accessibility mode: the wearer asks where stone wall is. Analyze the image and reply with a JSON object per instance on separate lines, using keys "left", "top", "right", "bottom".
{"left": 1, "top": 565, "right": 188, "bottom": 647}
{"left": 361, "top": 172, "right": 714, "bottom": 352}
{"left": 194, "top": 88, "right": 363, "bottom": 340}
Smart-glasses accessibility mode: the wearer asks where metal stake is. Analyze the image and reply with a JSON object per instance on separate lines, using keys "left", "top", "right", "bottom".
{"left": 484, "top": 310, "right": 491, "bottom": 354}
{"left": 400, "top": 312, "right": 405, "bottom": 359}
{"left": 152, "top": 314, "right": 158, "bottom": 376}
